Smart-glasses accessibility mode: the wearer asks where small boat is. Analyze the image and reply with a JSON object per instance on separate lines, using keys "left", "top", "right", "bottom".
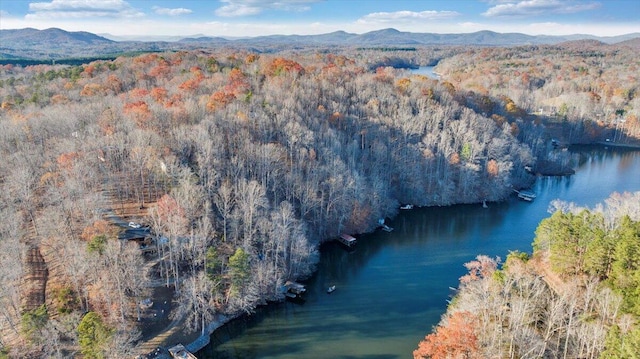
{"left": 327, "top": 285, "right": 336, "bottom": 293}
{"left": 400, "top": 204, "right": 414, "bottom": 210}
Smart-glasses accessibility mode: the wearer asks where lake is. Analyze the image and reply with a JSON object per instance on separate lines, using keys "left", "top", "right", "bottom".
{"left": 408, "top": 66, "right": 440, "bottom": 79}
{"left": 199, "top": 146, "right": 640, "bottom": 359}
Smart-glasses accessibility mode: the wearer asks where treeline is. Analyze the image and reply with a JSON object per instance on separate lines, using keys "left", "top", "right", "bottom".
{"left": 435, "top": 43, "right": 640, "bottom": 144}
{"left": 415, "top": 191, "right": 640, "bottom": 358}
{"left": 0, "top": 57, "right": 117, "bottom": 67}
{"left": 0, "top": 49, "right": 536, "bottom": 357}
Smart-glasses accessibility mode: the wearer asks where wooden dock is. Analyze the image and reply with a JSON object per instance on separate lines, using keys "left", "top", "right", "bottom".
{"left": 515, "top": 189, "right": 536, "bottom": 201}
{"left": 338, "top": 234, "right": 357, "bottom": 247}
{"left": 168, "top": 343, "right": 198, "bottom": 359}
{"left": 284, "top": 281, "right": 306, "bottom": 299}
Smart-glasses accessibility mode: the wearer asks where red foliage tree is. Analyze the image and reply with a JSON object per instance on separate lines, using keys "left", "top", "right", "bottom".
{"left": 149, "top": 59, "right": 170, "bottom": 78}
{"left": 80, "top": 83, "right": 104, "bottom": 97}
{"left": 414, "top": 311, "right": 480, "bottom": 359}
{"left": 123, "top": 100, "right": 151, "bottom": 125}
{"left": 206, "top": 91, "right": 235, "bottom": 112}
{"left": 133, "top": 53, "right": 159, "bottom": 64}
{"left": 128, "top": 88, "right": 149, "bottom": 99}
{"left": 82, "top": 64, "right": 96, "bottom": 78}
{"left": 179, "top": 67, "right": 205, "bottom": 91}
{"left": 150, "top": 87, "right": 168, "bottom": 102}
{"left": 179, "top": 77, "right": 202, "bottom": 92}
{"left": 266, "top": 57, "right": 304, "bottom": 76}
{"left": 225, "top": 68, "right": 250, "bottom": 96}
{"left": 106, "top": 74, "right": 123, "bottom": 94}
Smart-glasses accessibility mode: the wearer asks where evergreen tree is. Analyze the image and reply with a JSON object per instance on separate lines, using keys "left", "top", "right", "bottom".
{"left": 77, "top": 312, "right": 113, "bottom": 359}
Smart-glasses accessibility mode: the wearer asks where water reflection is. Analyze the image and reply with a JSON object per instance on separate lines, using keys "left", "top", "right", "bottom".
{"left": 200, "top": 146, "right": 640, "bottom": 358}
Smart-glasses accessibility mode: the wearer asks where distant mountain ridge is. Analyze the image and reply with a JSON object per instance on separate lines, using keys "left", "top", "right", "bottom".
{"left": 2, "top": 27, "right": 113, "bottom": 45}
{"left": 1, "top": 27, "right": 639, "bottom": 60}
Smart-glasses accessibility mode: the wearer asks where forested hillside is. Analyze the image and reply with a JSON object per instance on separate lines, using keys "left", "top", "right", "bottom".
{"left": 0, "top": 48, "right": 537, "bottom": 357}
{"left": 0, "top": 43, "right": 636, "bottom": 357}
{"left": 435, "top": 42, "right": 640, "bottom": 144}
{"left": 414, "top": 192, "right": 640, "bottom": 358}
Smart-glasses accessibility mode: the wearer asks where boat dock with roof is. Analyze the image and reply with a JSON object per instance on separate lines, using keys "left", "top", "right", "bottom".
{"left": 283, "top": 281, "right": 306, "bottom": 299}
{"left": 515, "top": 189, "right": 536, "bottom": 201}
{"left": 337, "top": 234, "right": 357, "bottom": 247}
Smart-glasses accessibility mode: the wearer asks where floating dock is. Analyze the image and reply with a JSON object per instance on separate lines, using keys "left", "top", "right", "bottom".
{"left": 515, "top": 189, "right": 536, "bottom": 201}
{"left": 380, "top": 224, "right": 394, "bottom": 232}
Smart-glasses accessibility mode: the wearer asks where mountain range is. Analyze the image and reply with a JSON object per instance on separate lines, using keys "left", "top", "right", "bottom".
{"left": 1, "top": 27, "right": 639, "bottom": 60}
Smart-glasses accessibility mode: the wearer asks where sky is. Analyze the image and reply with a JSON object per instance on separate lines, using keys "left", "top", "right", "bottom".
{"left": 0, "top": 0, "right": 639, "bottom": 40}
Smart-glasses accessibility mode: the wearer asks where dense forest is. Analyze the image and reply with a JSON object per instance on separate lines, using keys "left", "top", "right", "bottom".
{"left": 414, "top": 191, "right": 640, "bottom": 358}
{"left": 0, "top": 43, "right": 638, "bottom": 358}
{"left": 435, "top": 42, "right": 640, "bottom": 144}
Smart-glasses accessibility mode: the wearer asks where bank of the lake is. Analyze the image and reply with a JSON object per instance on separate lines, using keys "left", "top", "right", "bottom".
{"left": 195, "top": 146, "right": 639, "bottom": 358}
{"left": 409, "top": 65, "right": 440, "bottom": 79}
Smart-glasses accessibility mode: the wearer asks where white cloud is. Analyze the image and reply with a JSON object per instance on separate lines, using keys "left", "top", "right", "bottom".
{"left": 483, "top": 0, "right": 600, "bottom": 17}
{"left": 357, "top": 10, "right": 460, "bottom": 24}
{"left": 0, "top": 10, "right": 10, "bottom": 18}
{"left": 216, "top": 4, "right": 262, "bottom": 17}
{"left": 215, "top": 0, "right": 321, "bottom": 17}
{"left": 153, "top": 6, "right": 192, "bottom": 16}
{"left": 26, "top": 0, "right": 144, "bottom": 19}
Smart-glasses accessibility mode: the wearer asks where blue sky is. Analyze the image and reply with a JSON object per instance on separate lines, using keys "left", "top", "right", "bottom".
{"left": 1, "top": 0, "right": 638, "bottom": 39}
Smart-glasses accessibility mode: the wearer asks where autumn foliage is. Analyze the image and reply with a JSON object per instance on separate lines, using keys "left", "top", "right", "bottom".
{"left": 206, "top": 90, "right": 235, "bottom": 112}
{"left": 123, "top": 100, "right": 152, "bottom": 124}
{"left": 266, "top": 57, "right": 304, "bottom": 76}
{"left": 414, "top": 311, "right": 480, "bottom": 359}
{"left": 1, "top": 44, "right": 638, "bottom": 358}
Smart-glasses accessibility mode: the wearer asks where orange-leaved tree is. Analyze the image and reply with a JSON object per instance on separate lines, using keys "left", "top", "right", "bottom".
{"left": 414, "top": 311, "right": 481, "bottom": 359}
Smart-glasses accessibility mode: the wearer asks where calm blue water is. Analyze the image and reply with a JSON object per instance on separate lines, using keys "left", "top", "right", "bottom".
{"left": 200, "top": 146, "right": 640, "bottom": 359}
{"left": 408, "top": 66, "right": 440, "bottom": 79}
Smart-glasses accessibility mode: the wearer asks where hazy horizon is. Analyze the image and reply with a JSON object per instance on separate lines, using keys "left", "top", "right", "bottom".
{"left": 1, "top": 0, "right": 638, "bottom": 41}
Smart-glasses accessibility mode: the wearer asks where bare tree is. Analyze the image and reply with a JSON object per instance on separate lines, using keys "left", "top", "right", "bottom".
{"left": 235, "top": 179, "right": 269, "bottom": 251}
{"left": 214, "top": 180, "right": 235, "bottom": 244}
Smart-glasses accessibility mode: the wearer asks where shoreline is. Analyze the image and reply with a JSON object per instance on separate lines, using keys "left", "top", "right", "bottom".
{"left": 140, "top": 313, "right": 232, "bottom": 358}
{"left": 138, "top": 142, "right": 640, "bottom": 357}
{"left": 596, "top": 141, "right": 640, "bottom": 150}
{"left": 185, "top": 314, "right": 231, "bottom": 355}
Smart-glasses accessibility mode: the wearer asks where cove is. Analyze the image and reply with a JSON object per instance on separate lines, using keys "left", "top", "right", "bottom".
{"left": 198, "top": 146, "right": 640, "bottom": 358}
{"left": 409, "top": 66, "right": 440, "bottom": 79}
